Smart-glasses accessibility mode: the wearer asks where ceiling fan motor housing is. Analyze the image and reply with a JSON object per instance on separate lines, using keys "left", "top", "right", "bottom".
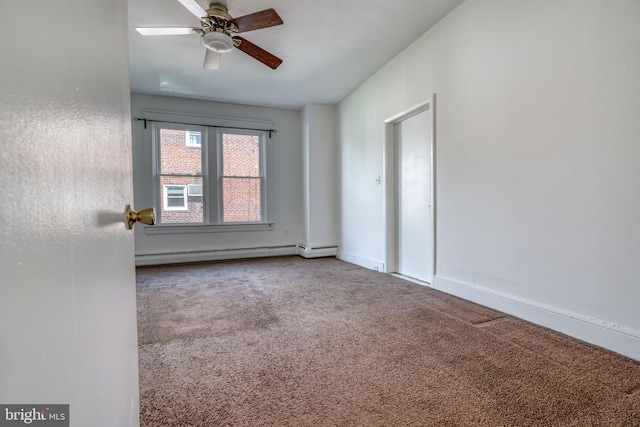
{"left": 206, "top": 3, "right": 232, "bottom": 20}
{"left": 200, "top": 3, "right": 237, "bottom": 53}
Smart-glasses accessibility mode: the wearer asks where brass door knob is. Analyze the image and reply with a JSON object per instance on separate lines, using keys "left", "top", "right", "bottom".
{"left": 125, "top": 205, "right": 156, "bottom": 229}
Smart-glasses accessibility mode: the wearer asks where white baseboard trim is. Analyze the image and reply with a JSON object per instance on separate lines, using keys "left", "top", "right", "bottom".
{"left": 433, "top": 275, "right": 640, "bottom": 361}
{"left": 297, "top": 245, "right": 338, "bottom": 258}
{"left": 391, "top": 273, "right": 432, "bottom": 288}
{"left": 135, "top": 245, "right": 298, "bottom": 266}
{"left": 336, "top": 250, "right": 385, "bottom": 272}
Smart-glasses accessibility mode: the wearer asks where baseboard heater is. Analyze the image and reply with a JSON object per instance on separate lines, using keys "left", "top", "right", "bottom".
{"left": 136, "top": 245, "right": 298, "bottom": 266}
{"left": 297, "top": 245, "right": 339, "bottom": 259}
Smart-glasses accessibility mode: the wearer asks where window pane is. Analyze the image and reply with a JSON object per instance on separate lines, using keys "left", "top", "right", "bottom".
{"left": 160, "top": 177, "right": 204, "bottom": 224}
{"left": 223, "top": 177, "right": 261, "bottom": 222}
{"left": 186, "top": 131, "right": 201, "bottom": 147}
{"left": 222, "top": 133, "right": 260, "bottom": 177}
{"left": 187, "top": 184, "right": 203, "bottom": 196}
{"left": 160, "top": 129, "right": 202, "bottom": 175}
{"left": 167, "top": 197, "right": 184, "bottom": 207}
{"left": 166, "top": 186, "right": 185, "bottom": 197}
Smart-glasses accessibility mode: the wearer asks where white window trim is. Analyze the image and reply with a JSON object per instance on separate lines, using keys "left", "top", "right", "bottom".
{"left": 144, "top": 222, "right": 274, "bottom": 235}
{"left": 163, "top": 184, "right": 188, "bottom": 211}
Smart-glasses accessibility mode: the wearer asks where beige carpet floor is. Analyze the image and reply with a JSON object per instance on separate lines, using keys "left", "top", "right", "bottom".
{"left": 136, "top": 256, "right": 640, "bottom": 426}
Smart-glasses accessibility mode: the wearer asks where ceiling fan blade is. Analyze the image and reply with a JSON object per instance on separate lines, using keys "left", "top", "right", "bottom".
{"left": 234, "top": 36, "right": 282, "bottom": 69}
{"left": 203, "top": 49, "right": 221, "bottom": 70}
{"left": 230, "top": 8, "right": 283, "bottom": 33}
{"left": 136, "top": 27, "right": 200, "bottom": 36}
{"left": 176, "top": 0, "right": 207, "bottom": 19}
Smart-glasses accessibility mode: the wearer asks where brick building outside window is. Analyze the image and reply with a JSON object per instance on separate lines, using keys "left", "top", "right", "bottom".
{"left": 153, "top": 123, "right": 266, "bottom": 225}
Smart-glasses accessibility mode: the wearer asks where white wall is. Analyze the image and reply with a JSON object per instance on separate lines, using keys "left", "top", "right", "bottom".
{"left": 131, "top": 94, "right": 303, "bottom": 263}
{"left": 301, "top": 104, "right": 339, "bottom": 252}
{"left": 338, "top": 0, "right": 640, "bottom": 359}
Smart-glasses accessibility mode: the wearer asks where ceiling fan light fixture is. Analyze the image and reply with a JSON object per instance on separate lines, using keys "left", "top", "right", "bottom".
{"left": 203, "top": 31, "right": 234, "bottom": 53}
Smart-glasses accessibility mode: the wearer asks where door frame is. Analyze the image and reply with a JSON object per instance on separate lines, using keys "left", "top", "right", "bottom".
{"left": 383, "top": 95, "right": 436, "bottom": 281}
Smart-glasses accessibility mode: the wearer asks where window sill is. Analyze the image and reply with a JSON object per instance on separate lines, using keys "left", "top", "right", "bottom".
{"left": 143, "top": 222, "right": 274, "bottom": 235}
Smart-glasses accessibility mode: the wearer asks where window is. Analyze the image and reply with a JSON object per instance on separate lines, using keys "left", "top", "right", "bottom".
{"left": 153, "top": 123, "right": 267, "bottom": 227}
{"left": 155, "top": 125, "right": 205, "bottom": 224}
{"left": 163, "top": 185, "right": 188, "bottom": 210}
{"left": 220, "top": 129, "right": 263, "bottom": 223}
{"left": 185, "top": 131, "right": 201, "bottom": 147}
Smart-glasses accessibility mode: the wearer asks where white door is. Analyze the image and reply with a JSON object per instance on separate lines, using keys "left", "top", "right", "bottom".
{"left": 0, "top": 1, "right": 139, "bottom": 426}
{"left": 395, "top": 109, "right": 434, "bottom": 282}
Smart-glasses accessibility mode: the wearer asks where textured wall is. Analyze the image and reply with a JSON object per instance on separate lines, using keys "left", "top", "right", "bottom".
{"left": 0, "top": 0, "right": 140, "bottom": 424}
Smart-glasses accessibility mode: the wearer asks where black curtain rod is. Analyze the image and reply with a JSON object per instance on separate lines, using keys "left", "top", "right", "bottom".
{"left": 133, "top": 117, "right": 277, "bottom": 138}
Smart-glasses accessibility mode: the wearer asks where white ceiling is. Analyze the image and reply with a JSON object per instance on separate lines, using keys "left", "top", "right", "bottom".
{"left": 128, "top": 0, "right": 465, "bottom": 109}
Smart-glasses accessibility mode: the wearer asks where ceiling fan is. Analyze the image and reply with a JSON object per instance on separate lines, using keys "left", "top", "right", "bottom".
{"left": 135, "top": 0, "right": 283, "bottom": 70}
